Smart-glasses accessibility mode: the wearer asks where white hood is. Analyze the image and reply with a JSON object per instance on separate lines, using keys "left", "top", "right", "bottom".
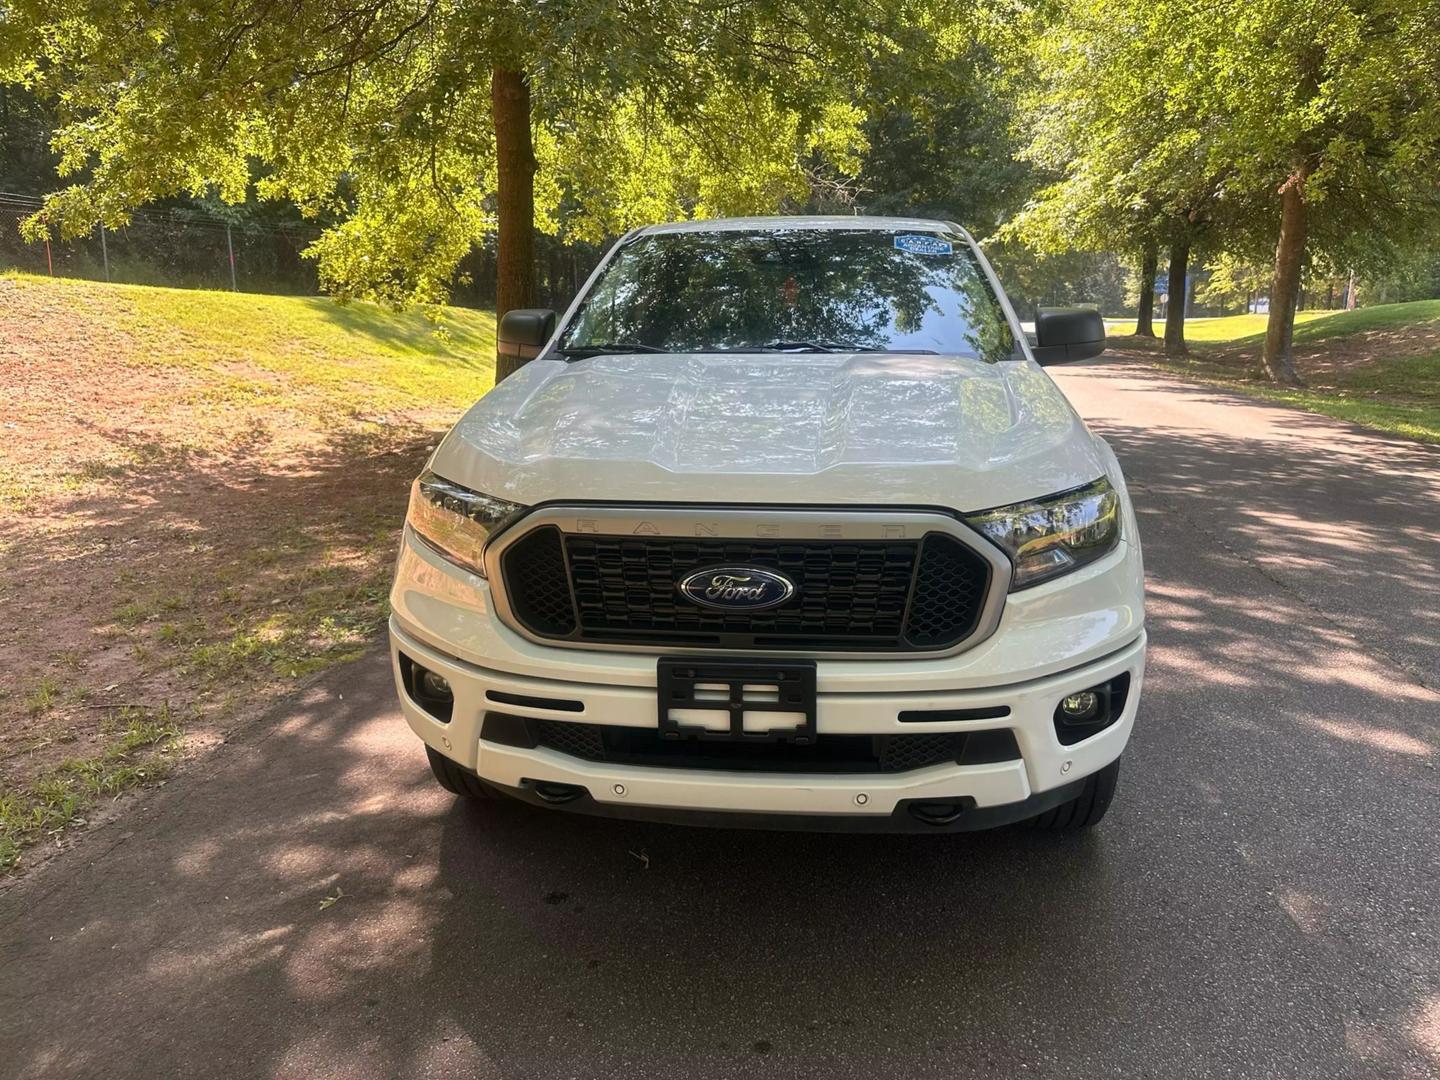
{"left": 430, "top": 352, "right": 1108, "bottom": 511}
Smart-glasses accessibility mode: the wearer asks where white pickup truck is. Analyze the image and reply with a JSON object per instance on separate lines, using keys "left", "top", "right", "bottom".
{"left": 388, "top": 216, "right": 1145, "bottom": 832}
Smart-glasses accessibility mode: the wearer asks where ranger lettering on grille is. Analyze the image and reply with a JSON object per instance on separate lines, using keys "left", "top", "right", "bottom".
{"left": 571, "top": 518, "right": 911, "bottom": 539}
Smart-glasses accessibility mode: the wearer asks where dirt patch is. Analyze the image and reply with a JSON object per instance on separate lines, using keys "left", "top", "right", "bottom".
{"left": 0, "top": 277, "right": 482, "bottom": 874}
{"left": 0, "top": 279, "right": 202, "bottom": 486}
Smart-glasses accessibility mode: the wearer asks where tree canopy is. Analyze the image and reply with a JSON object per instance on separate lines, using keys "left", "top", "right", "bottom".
{"left": 1, "top": 0, "right": 972, "bottom": 364}
{"left": 1007, "top": 0, "right": 1440, "bottom": 376}
{"left": 3, "top": 0, "right": 1440, "bottom": 383}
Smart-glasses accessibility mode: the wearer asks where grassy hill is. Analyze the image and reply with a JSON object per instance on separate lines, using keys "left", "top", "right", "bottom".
{"left": 0, "top": 273, "right": 495, "bottom": 872}
{"left": 1107, "top": 301, "right": 1440, "bottom": 442}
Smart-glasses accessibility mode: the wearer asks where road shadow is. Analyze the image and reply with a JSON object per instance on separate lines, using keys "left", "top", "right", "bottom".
{"left": 1057, "top": 358, "right": 1440, "bottom": 689}
{"left": 2, "top": 364, "right": 1439, "bottom": 1079}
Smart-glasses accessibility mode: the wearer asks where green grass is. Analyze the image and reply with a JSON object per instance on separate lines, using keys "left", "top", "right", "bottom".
{"left": 1154, "top": 356, "right": 1440, "bottom": 442}
{"left": 1106, "top": 310, "right": 1332, "bottom": 341}
{"left": 184, "top": 546, "right": 390, "bottom": 682}
{"left": 0, "top": 708, "right": 182, "bottom": 872}
{"left": 1109, "top": 300, "right": 1440, "bottom": 443}
{"left": 2, "top": 270, "right": 496, "bottom": 426}
{"left": 1111, "top": 300, "right": 1440, "bottom": 346}
{"left": 113, "top": 286, "right": 496, "bottom": 411}
{"left": 25, "top": 675, "right": 61, "bottom": 715}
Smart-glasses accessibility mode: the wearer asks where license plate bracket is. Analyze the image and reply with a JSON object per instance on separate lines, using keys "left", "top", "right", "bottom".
{"left": 657, "top": 657, "right": 818, "bottom": 744}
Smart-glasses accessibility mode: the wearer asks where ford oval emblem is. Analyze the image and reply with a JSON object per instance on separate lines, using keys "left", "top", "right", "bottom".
{"left": 677, "top": 566, "right": 796, "bottom": 611}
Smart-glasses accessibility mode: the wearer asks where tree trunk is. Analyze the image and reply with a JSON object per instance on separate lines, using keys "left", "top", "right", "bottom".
{"left": 1135, "top": 244, "right": 1158, "bottom": 338}
{"left": 492, "top": 66, "right": 538, "bottom": 382}
{"left": 1163, "top": 241, "right": 1190, "bottom": 356}
{"left": 1262, "top": 166, "right": 1310, "bottom": 385}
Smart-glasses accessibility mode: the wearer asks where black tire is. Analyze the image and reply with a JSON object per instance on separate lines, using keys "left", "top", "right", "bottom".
{"left": 426, "top": 745, "right": 499, "bottom": 800}
{"left": 1027, "top": 759, "right": 1120, "bottom": 831}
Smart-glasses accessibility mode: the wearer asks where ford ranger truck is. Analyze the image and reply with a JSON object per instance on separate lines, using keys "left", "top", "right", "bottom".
{"left": 388, "top": 216, "right": 1145, "bottom": 832}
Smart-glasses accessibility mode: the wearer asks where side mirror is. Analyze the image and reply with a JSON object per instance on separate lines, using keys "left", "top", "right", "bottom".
{"left": 497, "top": 308, "right": 556, "bottom": 365}
{"left": 1033, "top": 307, "right": 1106, "bottom": 365}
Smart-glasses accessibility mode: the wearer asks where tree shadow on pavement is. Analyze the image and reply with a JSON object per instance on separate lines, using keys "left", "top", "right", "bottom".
{"left": 3, "top": 366, "right": 1439, "bottom": 1080}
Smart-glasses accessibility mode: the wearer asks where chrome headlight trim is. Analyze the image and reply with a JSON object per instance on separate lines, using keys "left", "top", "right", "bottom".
{"left": 965, "top": 477, "right": 1121, "bottom": 590}
{"left": 405, "top": 470, "right": 528, "bottom": 578}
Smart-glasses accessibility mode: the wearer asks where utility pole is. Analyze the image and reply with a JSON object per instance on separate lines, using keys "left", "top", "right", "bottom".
{"left": 99, "top": 224, "right": 110, "bottom": 282}
{"left": 226, "top": 224, "right": 237, "bottom": 291}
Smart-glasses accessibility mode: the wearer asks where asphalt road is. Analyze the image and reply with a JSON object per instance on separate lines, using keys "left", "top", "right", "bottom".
{"left": 3, "top": 360, "right": 1439, "bottom": 1080}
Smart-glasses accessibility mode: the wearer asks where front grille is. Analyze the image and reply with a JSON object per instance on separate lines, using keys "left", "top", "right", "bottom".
{"left": 504, "top": 526, "right": 575, "bottom": 636}
{"left": 519, "top": 718, "right": 1020, "bottom": 774}
{"left": 499, "top": 526, "right": 992, "bottom": 652}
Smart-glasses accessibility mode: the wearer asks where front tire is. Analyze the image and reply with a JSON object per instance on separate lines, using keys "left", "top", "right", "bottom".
{"left": 1027, "top": 759, "right": 1119, "bottom": 831}
{"left": 426, "top": 745, "right": 499, "bottom": 800}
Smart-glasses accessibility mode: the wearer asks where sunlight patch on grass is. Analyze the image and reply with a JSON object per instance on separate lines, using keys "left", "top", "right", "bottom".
{"left": 58, "top": 275, "right": 498, "bottom": 415}
{"left": 1106, "top": 310, "right": 1330, "bottom": 341}
{"left": 1108, "top": 300, "right": 1440, "bottom": 346}
{"left": 3, "top": 272, "right": 496, "bottom": 463}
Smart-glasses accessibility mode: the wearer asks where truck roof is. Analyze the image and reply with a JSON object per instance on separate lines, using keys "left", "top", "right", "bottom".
{"left": 635, "top": 215, "right": 967, "bottom": 237}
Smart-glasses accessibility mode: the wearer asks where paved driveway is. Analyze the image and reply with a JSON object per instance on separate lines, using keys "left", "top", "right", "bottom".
{"left": 3, "top": 360, "right": 1438, "bottom": 1079}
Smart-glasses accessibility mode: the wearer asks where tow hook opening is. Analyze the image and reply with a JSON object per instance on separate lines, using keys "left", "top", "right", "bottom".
{"left": 530, "top": 780, "right": 586, "bottom": 804}
{"left": 908, "top": 799, "right": 971, "bottom": 826}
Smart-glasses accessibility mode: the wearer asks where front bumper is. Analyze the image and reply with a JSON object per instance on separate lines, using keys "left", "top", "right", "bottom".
{"left": 389, "top": 499, "right": 1145, "bottom": 829}
{"left": 463, "top": 768, "right": 1100, "bottom": 834}
{"left": 389, "top": 618, "right": 1145, "bottom": 828}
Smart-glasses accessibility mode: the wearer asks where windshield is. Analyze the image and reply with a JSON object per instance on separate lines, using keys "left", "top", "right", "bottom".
{"left": 556, "top": 227, "right": 1018, "bottom": 361}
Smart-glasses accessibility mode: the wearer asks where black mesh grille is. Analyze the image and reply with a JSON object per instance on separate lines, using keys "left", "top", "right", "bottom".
{"left": 877, "top": 732, "right": 969, "bottom": 772}
{"left": 500, "top": 525, "right": 992, "bottom": 652}
{"left": 567, "top": 536, "right": 914, "bottom": 648}
{"left": 907, "top": 534, "right": 991, "bottom": 646}
{"left": 501, "top": 527, "right": 576, "bottom": 636}
{"left": 536, "top": 720, "right": 605, "bottom": 761}
{"left": 531, "top": 721, "right": 1018, "bottom": 774}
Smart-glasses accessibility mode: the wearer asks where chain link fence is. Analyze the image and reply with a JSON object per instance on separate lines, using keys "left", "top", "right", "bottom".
{"left": 0, "top": 191, "right": 603, "bottom": 313}
{"left": 0, "top": 192, "right": 323, "bottom": 294}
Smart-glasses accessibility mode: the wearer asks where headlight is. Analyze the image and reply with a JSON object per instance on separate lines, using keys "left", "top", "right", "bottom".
{"left": 405, "top": 470, "right": 527, "bottom": 578}
{"left": 966, "top": 477, "right": 1120, "bottom": 589}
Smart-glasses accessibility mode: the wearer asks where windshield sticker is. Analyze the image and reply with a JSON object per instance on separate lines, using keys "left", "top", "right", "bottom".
{"left": 894, "top": 234, "right": 953, "bottom": 256}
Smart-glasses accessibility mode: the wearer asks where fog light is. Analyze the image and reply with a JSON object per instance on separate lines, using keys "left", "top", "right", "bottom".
{"left": 1053, "top": 674, "right": 1130, "bottom": 746}
{"left": 420, "top": 670, "right": 453, "bottom": 700}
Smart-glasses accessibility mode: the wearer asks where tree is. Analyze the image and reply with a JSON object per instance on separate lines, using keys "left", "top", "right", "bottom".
{"left": 1002, "top": 0, "right": 1227, "bottom": 356}
{"left": 0, "top": 0, "right": 963, "bottom": 378}
{"left": 1186, "top": 1, "right": 1440, "bottom": 383}
{"left": 1134, "top": 244, "right": 1158, "bottom": 337}
{"left": 854, "top": 23, "right": 1031, "bottom": 231}
{"left": 1195, "top": 254, "right": 1270, "bottom": 314}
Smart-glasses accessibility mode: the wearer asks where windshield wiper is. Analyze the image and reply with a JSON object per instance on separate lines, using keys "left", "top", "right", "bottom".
{"left": 557, "top": 342, "right": 668, "bottom": 358}
{"left": 757, "top": 339, "right": 845, "bottom": 352}
{"left": 744, "top": 341, "right": 940, "bottom": 354}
